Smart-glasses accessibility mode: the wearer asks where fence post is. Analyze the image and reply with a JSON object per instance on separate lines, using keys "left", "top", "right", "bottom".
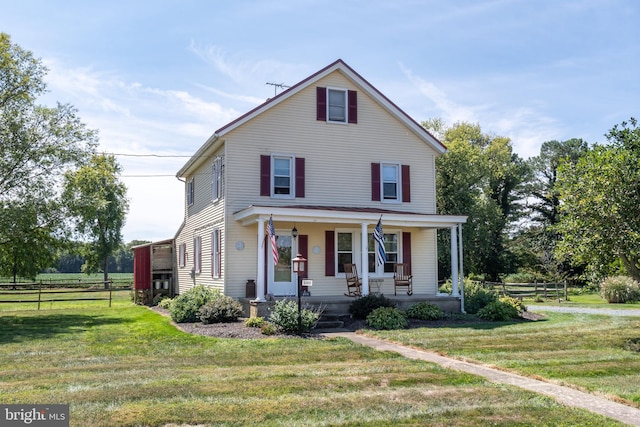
{"left": 564, "top": 280, "right": 568, "bottom": 301}
{"left": 109, "top": 280, "right": 113, "bottom": 308}
{"left": 37, "top": 280, "right": 42, "bottom": 310}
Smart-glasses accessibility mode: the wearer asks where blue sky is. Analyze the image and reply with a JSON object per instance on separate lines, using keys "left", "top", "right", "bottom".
{"left": 3, "top": 0, "right": 639, "bottom": 242}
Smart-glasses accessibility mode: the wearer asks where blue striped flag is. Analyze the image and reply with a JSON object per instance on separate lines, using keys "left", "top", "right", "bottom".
{"left": 373, "top": 218, "right": 386, "bottom": 266}
{"left": 267, "top": 216, "right": 279, "bottom": 265}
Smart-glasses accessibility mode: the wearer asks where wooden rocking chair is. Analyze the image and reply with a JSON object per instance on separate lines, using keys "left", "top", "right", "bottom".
{"left": 344, "top": 263, "right": 362, "bottom": 297}
{"left": 394, "top": 263, "right": 413, "bottom": 296}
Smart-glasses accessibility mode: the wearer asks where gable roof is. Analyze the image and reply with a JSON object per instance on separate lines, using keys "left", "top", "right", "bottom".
{"left": 177, "top": 59, "right": 446, "bottom": 177}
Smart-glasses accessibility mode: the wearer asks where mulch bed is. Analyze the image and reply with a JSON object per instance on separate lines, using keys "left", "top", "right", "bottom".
{"left": 149, "top": 306, "right": 545, "bottom": 339}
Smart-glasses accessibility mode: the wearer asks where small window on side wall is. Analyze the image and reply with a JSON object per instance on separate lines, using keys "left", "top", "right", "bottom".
{"left": 187, "top": 178, "right": 195, "bottom": 206}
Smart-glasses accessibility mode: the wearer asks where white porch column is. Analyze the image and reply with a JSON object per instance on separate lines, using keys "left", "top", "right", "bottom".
{"left": 255, "top": 218, "right": 266, "bottom": 302}
{"left": 361, "top": 222, "right": 369, "bottom": 296}
{"left": 458, "top": 223, "right": 465, "bottom": 313}
{"left": 451, "top": 225, "right": 459, "bottom": 296}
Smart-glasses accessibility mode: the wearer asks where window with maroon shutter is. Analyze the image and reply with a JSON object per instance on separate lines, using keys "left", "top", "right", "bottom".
{"left": 261, "top": 154, "right": 305, "bottom": 199}
{"left": 348, "top": 90, "right": 357, "bottom": 124}
{"left": 295, "top": 157, "right": 305, "bottom": 198}
{"left": 402, "top": 165, "right": 411, "bottom": 203}
{"left": 371, "top": 163, "right": 381, "bottom": 201}
{"left": 317, "top": 87, "right": 357, "bottom": 124}
{"left": 372, "top": 162, "right": 411, "bottom": 203}
{"left": 316, "top": 87, "right": 326, "bottom": 121}
{"left": 325, "top": 230, "right": 335, "bottom": 276}
{"left": 260, "top": 155, "right": 270, "bottom": 196}
{"left": 402, "top": 232, "right": 412, "bottom": 265}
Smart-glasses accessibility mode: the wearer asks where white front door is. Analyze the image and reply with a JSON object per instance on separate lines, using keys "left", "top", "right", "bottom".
{"left": 268, "top": 233, "right": 297, "bottom": 296}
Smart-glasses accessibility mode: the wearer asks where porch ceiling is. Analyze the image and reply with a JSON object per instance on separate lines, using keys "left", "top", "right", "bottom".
{"left": 233, "top": 205, "right": 467, "bottom": 229}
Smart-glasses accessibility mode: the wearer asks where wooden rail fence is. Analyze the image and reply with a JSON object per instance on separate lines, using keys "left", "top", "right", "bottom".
{"left": 0, "top": 281, "right": 115, "bottom": 309}
{"left": 476, "top": 281, "right": 568, "bottom": 301}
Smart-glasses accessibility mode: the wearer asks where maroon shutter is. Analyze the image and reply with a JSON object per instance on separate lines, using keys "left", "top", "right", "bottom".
{"left": 348, "top": 90, "right": 357, "bottom": 124}
{"left": 402, "top": 164, "right": 411, "bottom": 202}
{"left": 295, "top": 157, "right": 305, "bottom": 198}
{"left": 260, "top": 155, "right": 270, "bottom": 196}
{"left": 325, "top": 230, "right": 335, "bottom": 276}
{"left": 299, "top": 235, "right": 309, "bottom": 280}
{"left": 402, "top": 232, "right": 412, "bottom": 266}
{"left": 316, "top": 87, "right": 326, "bottom": 121}
{"left": 371, "top": 163, "right": 381, "bottom": 201}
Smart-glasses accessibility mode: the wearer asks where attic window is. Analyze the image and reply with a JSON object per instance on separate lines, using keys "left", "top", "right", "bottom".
{"left": 317, "top": 87, "right": 357, "bottom": 124}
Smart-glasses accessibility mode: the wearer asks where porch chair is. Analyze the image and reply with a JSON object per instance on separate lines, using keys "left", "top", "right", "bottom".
{"left": 343, "top": 263, "right": 362, "bottom": 297}
{"left": 393, "top": 263, "right": 413, "bottom": 296}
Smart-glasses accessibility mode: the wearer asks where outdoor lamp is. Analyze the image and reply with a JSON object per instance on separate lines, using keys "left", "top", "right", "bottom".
{"left": 292, "top": 253, "right": 307, "bottom": 335}
{"left": 292, "top": 224, "right": 298, "bottom": 239}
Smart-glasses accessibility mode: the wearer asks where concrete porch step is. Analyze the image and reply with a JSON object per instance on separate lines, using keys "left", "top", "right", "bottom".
{"left": 314, "top": 313, "right": 345, "bottom": 329}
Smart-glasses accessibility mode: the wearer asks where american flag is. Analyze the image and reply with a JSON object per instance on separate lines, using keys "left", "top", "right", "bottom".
{"left": 373, "top": 217, "right": 387, "bottom": 266}
{"left": 267, "top": 216, "right": 279, "bottom": 265}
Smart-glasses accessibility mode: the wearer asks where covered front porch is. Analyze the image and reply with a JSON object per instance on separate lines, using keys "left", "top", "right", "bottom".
{"left": 233, "top": 205, "right": 468, "bottom": 312}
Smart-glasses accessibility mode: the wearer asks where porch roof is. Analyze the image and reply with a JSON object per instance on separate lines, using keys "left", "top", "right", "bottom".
{"left": 233, "top": 205, "right": 467, "bottom": 229}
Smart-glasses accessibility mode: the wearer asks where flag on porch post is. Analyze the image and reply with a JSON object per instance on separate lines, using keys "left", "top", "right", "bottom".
{"left": 266, "top": 215, "right": 279, "bottom": 265}
{"left": 374, "top": 217, "right": 386, "bottom": 266}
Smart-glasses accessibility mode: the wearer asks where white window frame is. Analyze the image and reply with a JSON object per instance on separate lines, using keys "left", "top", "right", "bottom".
{"left": 327, "top": 87, "right": 348, "bottom": 123}
{"left": 212, "top": 229, "right": 221, "bottom": 279}
{"left": 271, "top": 154, "right": 295, "bottom": 199}
{"left": 381, "top": 162, "right": 401, "bottom": 203}
{"left": 178, "top": 243, "right": 186, "bottom": 268}
{"left": 193, "top": 236, "right": 201, "bottom": 274}
{"left": 368, "top": 231, "right": 399, "bottom": 275}
{"left": 211, "top": 156, "right": 223, "bottom": 202}
{"left": 336, "top": 230, "right": 355, "bottom": 276}
{"left": 187, "top": 178, "right": 195, "bottom": 206}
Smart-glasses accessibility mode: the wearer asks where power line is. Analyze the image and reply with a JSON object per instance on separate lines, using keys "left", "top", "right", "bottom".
{"left": 110, "top": 153, "right": 193, "bottom": 158}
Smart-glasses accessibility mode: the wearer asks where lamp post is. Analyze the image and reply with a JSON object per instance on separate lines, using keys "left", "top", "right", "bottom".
{"left": 292, "top": 253, "right": 307, "bottom": 335}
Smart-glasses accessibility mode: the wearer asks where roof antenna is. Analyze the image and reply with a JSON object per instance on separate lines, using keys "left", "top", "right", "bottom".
{"left": 266, "top": 82, "right": 290, "bottom": 96}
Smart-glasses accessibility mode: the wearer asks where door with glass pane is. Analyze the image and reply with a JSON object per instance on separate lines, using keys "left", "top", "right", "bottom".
{"left": 269, "top": 233, "right": 296, "bottom": 296}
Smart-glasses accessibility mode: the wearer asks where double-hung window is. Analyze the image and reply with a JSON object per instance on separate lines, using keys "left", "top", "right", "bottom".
{"left": 187, "top": 178, "right": 195, "bottom": 206}
{"left": 328, "top": 88, "right": 347, "bottom": 123}
{"left": 382, "top": 163, "right": 400, "bottom": 201}
{"left": 178, "top": 243, "right": 186, "bottom": 268}
{"left": 336, "top": 232, "right": 354, "bottom": 274}
{"left": 272, "top": 155, "right": 294, "bottom": 197}
{"left": 368, "top": 232, "right": 398, "bottom": 274}
{"left": 212, "top": 156, "right": 223, "bottom": 201}
{"left": 193, "top": 236, "right": 201, "bottom": 274}
{"left": 211, "top": 229, "right": 221, "bottom": 278}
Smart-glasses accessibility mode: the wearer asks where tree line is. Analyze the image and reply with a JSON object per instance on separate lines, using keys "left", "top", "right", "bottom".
{"left": 0, "top": 33, "right": 129, "bottom": 285}
{"left": 428, "top": 117, "right": 640, "bottom": 286}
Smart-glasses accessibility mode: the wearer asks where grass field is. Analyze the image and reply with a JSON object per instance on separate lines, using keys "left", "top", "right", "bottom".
{"left": 368, "top": 311, "right": 640, "bottom": 409}
{"left": 0, "top": 272, "right": 133, "bottom": 285}
{"left": 0, "top": 294, "right": 626, "bottom": 426}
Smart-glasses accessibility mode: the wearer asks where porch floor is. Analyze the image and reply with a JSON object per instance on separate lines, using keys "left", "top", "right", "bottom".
{"left": 239, "top": 294, "right": 461, "bottom": 318}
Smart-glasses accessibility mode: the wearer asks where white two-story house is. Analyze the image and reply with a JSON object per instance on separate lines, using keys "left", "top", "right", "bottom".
{"left": 173, "top": 59, "right": 467, "bottom": 312}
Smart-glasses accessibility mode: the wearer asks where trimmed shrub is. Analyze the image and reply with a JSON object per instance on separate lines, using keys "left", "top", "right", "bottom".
{"left": 406, "top": 301, "right": 443, "bottom": 320}
{"left": 268, "top": 299, "right": 322, "bottom": 333}
{"left": 439, "top": 279, "right": 497, "bottom": 314}
{"left": 349, "top": 294, "right": 396, "bottom": 319}
{"left": 198, "top": 295, "right": 243, "bottom": 324}
{"left": 366, "top": 307, "right": 408, "bottom": 330}
{"left": 477, "top": 301, "right": 519, "bottom": 321}
{"left": 260, "top": 322, "right": 277, "bottom": 335}
{"left": 244, "top": 317, "right": 267, "bottom": 328}
{"left": 170, "top": 285, "right": 218, "bottom": 323}
{"left": 600, "top": 276, "right": 640, "bottom": 303}
{"left": 499, "top": 295, "right": 527, "bottom": 313}
{"left": 157, "top": 297, "right": 173, "bottom": 310}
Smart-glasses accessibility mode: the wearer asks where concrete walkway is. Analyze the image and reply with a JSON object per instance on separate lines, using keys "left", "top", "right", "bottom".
{"left": 326, "top": 331, "right": 640, "bottom": 426}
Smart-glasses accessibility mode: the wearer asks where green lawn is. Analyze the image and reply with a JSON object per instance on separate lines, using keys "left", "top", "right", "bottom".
{"left": 0, "top": 295, "right": 624, "bottom": 426}
{"left": 367, "top": 311, "right": 640, "bottom": 409}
